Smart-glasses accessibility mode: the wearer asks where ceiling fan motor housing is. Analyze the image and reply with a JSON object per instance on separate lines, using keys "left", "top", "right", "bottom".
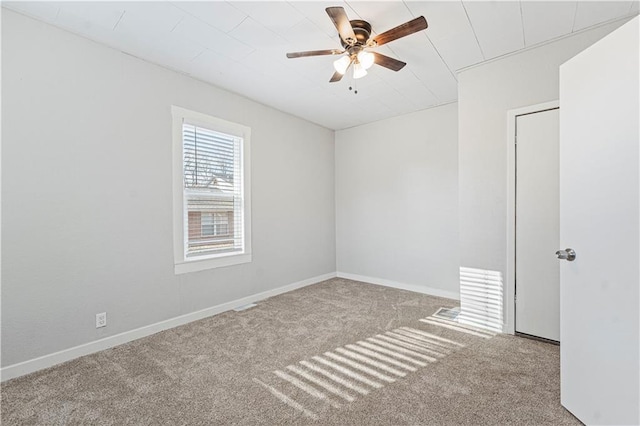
{"left": 341, "top": 20, "right": 372, "bottom": 49}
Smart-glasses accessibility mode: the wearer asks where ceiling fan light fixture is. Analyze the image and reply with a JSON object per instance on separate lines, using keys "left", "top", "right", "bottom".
{"left": 357, "top": 50, "right": 374, "bottom": 70}
{"left": 353, "top": 62, "right": 368, "bottom": 79}
{"left": 285, "top": 7, "right": 427, "bottom": 85}
{"left": 333, "top": 55, "right": 351, "bottom": 75}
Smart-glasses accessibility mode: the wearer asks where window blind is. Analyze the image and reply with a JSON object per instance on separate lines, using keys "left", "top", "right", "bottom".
{"left": 183, "top": 122, "right": 244, "bottom": 258}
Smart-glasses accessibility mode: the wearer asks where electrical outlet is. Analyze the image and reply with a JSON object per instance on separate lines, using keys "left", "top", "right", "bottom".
{"left": 96, "top": 312, "right": 107, "bottom": 328}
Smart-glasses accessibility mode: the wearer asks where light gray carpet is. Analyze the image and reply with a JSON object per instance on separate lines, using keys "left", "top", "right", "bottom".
{"left": 1, "top": 278, "right": 579, "bottom": 425}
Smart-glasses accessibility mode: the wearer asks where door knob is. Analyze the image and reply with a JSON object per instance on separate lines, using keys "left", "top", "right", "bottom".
{"left": 556, "top": 248, "right": 576, "bottom": 261}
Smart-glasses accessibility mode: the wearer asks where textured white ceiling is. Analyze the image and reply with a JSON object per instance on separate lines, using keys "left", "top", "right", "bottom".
{"left": 4, "top": 1, "right": 639, "bottom": 129}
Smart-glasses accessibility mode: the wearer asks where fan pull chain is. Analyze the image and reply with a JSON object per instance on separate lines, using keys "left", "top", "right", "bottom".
{"left": 348, "top": 69, "right": 358, "bottom": 95}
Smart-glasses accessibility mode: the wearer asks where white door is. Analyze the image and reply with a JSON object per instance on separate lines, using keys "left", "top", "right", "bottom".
{"left": 559, "top": 17, "right": 639, "bottom": 425}
{"left": 515, "top": 108, "right": 560, "bottom": 341}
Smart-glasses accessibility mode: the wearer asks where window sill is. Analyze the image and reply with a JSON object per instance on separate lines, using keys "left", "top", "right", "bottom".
{"left": 174, "top": 253, "right": 252, "bottom": 274}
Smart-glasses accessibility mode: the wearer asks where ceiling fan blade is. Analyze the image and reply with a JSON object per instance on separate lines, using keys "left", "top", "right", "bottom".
{"left": 329, "top": 71, "right": 344, "bottom": 83}
{"left": 286, "top": 49, "right": 343, "bottom": 58}
{"left": 372, "top": 52, "right": 406, "bottom": 72}
{"left": 369, "top": 16, "right": 428, "bottom": 47}
{"left": 326, "top": 7, "right": 357, "bottom": 46}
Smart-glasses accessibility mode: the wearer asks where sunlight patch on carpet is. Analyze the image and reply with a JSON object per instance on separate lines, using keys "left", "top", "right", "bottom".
{"left": 419, "top": 314, "right": 498, "bottom": 339}
{"left": 254, "top": 325, "right": 480, "bottom": 419}
{"left": 253, "top": 378, "right": 319, "bottom": 420}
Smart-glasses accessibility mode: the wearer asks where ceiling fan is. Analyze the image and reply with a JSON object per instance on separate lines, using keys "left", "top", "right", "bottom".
{"left": 286, "top": 7, "right": 428, "bottom": 83}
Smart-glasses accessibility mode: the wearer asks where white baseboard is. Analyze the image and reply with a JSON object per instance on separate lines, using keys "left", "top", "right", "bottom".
{"left": 336, "top": 272, "right": 460, "bottom": 301}
{"left": 2, "top": 271, "right": 460, "bottom": 381}
{"left": 0, "top": 272, "right": 336, "bottom": 382}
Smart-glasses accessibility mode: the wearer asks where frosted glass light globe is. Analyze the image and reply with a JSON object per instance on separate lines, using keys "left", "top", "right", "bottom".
{"left": 357, "top": 51, "right": 374, "bottom": 70}
{"left": 333, "top": 56, "right": 351, "bottom": 74}
{"left": 353, "top": 63, "right": 368, "bottom": 79}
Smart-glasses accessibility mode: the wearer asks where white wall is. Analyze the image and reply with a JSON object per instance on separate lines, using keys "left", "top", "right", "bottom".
{"left": 335, "top": 103, "right": 460, "bottom": 299}
{"left": 1, "top": 10, "right": 336, "bottom": 368}
{"left": 457, "top": 19, "right": 630, "bottom": 296}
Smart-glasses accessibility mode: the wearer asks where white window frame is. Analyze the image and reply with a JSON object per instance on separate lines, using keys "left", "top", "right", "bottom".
{"left": 172, "top": 106, "right": 252, "bottom": 274}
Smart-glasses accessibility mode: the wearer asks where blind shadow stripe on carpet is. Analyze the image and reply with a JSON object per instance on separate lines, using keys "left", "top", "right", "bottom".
{"left": 254, "top": 316, "right": 494, "bottom": 419}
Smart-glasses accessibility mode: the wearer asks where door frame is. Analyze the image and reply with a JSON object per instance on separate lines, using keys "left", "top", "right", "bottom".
{"left": 505, "top": 100, "right": 559, "bottom": 335}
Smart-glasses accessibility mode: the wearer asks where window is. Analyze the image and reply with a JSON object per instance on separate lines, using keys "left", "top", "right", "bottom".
{"left": 172, "top": 106, "right": 251, "bottom": 274}
{"left": 201, "top": 212, "right": 229, "bottom": 237}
